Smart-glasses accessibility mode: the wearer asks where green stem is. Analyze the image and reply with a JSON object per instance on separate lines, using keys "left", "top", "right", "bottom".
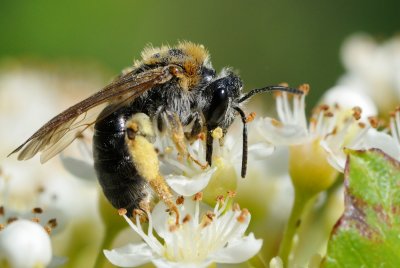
{"left": 278, "top": 189, "right": 313, "bottom": 266}
{"left": 93, "top": 227, "right": 119, "bottom": 268}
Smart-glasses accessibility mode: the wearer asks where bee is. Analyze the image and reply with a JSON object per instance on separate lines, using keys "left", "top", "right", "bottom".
{"left": 9, "top": 42, "right": 301, "bottom": 221}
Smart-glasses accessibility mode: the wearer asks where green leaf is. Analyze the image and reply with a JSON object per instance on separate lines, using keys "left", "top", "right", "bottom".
{"left": 324, "top": 149, "right": 400, "bottom": 268}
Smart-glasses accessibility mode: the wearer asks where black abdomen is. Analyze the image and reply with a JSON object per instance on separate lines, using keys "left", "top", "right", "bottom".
{"left": 93, "top": 105, "right": 148, "bottom": 216}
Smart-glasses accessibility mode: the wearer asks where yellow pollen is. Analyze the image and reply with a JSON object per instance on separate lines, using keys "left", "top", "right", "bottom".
{"left": 271, "top": 119, "right": 283, "bottom": 128}
{"left": 212, "top": 127, "right": 223, "bottom": 139}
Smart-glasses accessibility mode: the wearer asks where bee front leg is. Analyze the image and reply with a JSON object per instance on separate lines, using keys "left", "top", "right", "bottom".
{"left": 163, "top": 111, "right": 208, "bottom": 169}
{"left": 125, "top": 113, "right": 179, "bottom": 224}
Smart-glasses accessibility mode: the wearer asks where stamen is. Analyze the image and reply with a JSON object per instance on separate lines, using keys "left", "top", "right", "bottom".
{"left": 176, "top": 196, "right": 185, "bottom": 205}
{"left": 368, "top": 116, "right": 379, "bottom": 129}
{"left": 237, "top": 208, "right": 250, "bottom": 223}
{"left": 118, "top": 208, "right": 127, "bottom": 216}
{"left": 182, "top": 214, "right": 191, "bottom": 224}
{"left": 44, "top": 226, "right": 52, "bottom": 234}
{"left": 227, "top": 190, "right": 236, "bottom": 198}
{"left": 352, "top": 106, "right": 362, "bottom": 120}
{"left": 47, "top": 219, "right": 57, "bottom": 228}
{"left": 245, "top": 112, "right": 256, "bottom": 123}
{"left": 32, "top": 207, "right": 43, "bottom": 214}
{"left": 7, "top": 217, "right": 17, "bottom": 224}
{"left": 193, "top": 192, "right": 203, "bottom": 201}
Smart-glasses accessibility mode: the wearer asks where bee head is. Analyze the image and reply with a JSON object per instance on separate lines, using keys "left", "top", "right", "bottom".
{"left": 203, "top": 70, "right": 243, "bottom": 131}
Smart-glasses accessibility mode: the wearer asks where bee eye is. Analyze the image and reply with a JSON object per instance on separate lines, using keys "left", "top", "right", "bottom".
{"left": 204, "top": 80, "right": 230, "bottom": 129}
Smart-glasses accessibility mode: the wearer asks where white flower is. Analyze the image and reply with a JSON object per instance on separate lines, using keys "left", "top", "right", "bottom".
{"left": 104, "top": 193, "right": 262, "bottom": 268}
{"left": 256, "top": 86, "right": 377, "bottom": 172}
{"left": 339, "top": 33, "right": 400, "bottom": 114}
{"left": 0, "top": 219, "right": 52, "bottom": 268}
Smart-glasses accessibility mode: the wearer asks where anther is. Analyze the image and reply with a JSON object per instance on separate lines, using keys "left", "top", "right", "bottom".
{"left": 0, "top": 224, "right": 4, "bottom": 231}
{"left": 0, "top": 206, "right": 4, "bottom": 216}
{"left": 44, "top": 226, "right": 52, "bottom": 235}
{"left": 298, "top": 83, "right": 310, "bottom": 95}
{"left": 271, "top": 119, "right": 283, "bottom": 128}
{"left": 237, "top": 208, "right": 250, "bottom": 223}
{"left": 169, "top": 224, "right": 178, "bottom": 232}
{"left": 7, "top": 217, "right": 17, "bottom": 224}
{"left": 118, "top": 208, "right": 128, "bottom": 216}
{"left": 227, "top": 190, "right": 236, "bottom": 198}
{"left": 31, "top": 217, "right": 40, "bottom": 223}
{"left": 368, "top": 116, "right": 379, "bottom": 128}
{"left": 352, "top": 107, "right": 362, "bottom": 120}
{"left": 245, "top": 112, "right": 256, "bottom": 123}
{"left": 32, "top": 207, "right": 43, "bottom": 214}
{"left": 216, "top": 195, "right": 225, "bottom": 203}
{"left": 232, "top": 203, "right": 241, "bottom": 211}
{"left": 193, "top": 192, "right": 203, "bottom": 201}
{"left": 176, "top": 196, "right": 185, "bottom": 205}
{"left": 48, "top": 219, "right": 58, "bottom": 228}
{"left": 182, "top": 214, "right": 191, "bottom": 224}
{"left": 206, "top": 211, "right": 215, "bottom": 220}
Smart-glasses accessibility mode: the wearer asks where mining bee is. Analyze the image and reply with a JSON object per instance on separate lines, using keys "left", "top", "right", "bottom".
{"left": 9, "top": 42, "right": 301, "bottom": 222}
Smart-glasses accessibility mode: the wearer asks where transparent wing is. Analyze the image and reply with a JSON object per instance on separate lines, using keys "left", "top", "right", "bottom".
{"left": 9, "top": 65, "right": 173, "bottom": 163}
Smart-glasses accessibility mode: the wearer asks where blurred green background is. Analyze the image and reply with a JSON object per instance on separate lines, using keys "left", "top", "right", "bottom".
{"left": 1, "top": 0, "right": 399, "bottom": 107}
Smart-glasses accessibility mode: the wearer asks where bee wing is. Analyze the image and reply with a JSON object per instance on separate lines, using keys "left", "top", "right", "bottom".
{"left": 9, "top": 66, "right": 174, "bottom": 163}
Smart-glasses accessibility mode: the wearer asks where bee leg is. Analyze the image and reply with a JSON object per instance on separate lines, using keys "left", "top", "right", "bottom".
{"left": 125, "top": 113, "right": 180, "bottom": 224}
{"left": 164, "top": 111, "right": 208, "bottom": 169}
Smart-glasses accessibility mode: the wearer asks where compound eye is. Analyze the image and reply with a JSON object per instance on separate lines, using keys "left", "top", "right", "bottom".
{"left": 205, "top": 82, "right": 230, "bottom": 129}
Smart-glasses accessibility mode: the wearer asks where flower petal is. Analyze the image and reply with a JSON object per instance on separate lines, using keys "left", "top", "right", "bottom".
{"left": 248, "top": 142, "right": 275, "bottom": 161}
{"left": 165, "top": 167, "right": 216, "bottom": 196}
{"left": 104, "top": 243, "right": 154, "bottom": 267}
{"left": 209, "top": 233, "right": 263, "bottom": 264}
{"left": 152, "top": 259, "right": 212, "bottom": 268}
{"left": 257, "top": 118, "right": 308, "bottom": 145}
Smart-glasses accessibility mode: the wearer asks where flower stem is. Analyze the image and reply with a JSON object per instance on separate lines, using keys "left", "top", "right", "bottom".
{"left": 278, "top": 188, "right": 313, "bottom": 266}
{"left": 93, "top": 227, "right": 119, "bottom": 268}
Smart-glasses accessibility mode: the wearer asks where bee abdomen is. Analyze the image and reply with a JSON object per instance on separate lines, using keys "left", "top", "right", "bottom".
{"left": 93, "top": 106, "right": 148, "bottom": 216}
